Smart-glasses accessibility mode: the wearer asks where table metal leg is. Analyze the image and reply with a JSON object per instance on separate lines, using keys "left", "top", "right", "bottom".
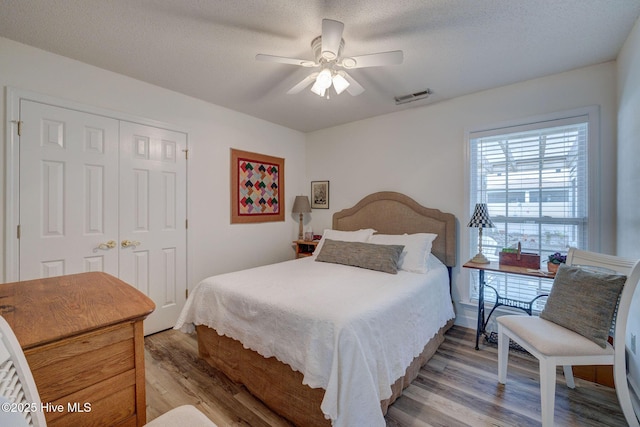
{"left": 475, "top": 270, "right": 485, "bottom": 350}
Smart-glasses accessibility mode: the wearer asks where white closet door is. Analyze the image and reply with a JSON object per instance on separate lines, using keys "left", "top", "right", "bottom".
{"left": 19, "top": 100, "right": 120, "bottom": 279}
{"left": 18, "top": 100, "right": 188, "bottom": 335}
{"left": 118, "top": 121, "right": 187, "bottom": 335}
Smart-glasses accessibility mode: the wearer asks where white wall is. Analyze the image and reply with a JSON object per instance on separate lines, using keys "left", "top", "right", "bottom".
{"left": 618, "top": 20, "right": 640, "bottom": 259}
{"left": 306, "top": 62, "right": 618, "bottom": 328}
{"left": 617, "top": 15, "right": 640, "bottom": 409}
{"left": 0, "top": 37, "right": 306, "bottom": 286}
{"left": 0, "top": 36, "right": 622, "bottom": 330}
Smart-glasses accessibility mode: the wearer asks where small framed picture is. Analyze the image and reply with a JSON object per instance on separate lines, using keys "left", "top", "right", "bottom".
{"left": 311, "top": 181, "right": 329, "bottom": 209}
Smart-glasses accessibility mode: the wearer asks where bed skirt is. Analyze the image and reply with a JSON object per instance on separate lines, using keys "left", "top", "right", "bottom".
{"left": 196, "top": 317, "right": 455, "bottom": 427}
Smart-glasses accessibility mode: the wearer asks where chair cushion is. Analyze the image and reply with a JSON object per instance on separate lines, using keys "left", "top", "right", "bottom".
{"left": 498, "top": 315, "right": 614, "bottom": 357}
{"left": 540, "top": 263, "right": 626, "bottom": 348}
{"left": 144, "top": 405, "right": 218, "bottom": 427}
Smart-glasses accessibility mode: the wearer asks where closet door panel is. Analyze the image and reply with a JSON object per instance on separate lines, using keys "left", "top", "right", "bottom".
{"left": 118, "top": 121, "right": 187, "bottom": 334}
{"left": 19, "top": 100, "right": 119, "bottom": 280}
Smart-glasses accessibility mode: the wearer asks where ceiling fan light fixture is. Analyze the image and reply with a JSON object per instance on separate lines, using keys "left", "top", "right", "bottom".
{"left": 316, "top": 68, "right": 332, "bottom": 87}
{"left": 310, "top": 79, "right": 327, "bottom": 96}
{"left": 310, "top": 68, "right": 332, "bottom": 95}
{"left": 310, "top": 84, "right": 326, "bottom": 97}
{"left": 332, "top": 73, "right": 350, "bottom": 95}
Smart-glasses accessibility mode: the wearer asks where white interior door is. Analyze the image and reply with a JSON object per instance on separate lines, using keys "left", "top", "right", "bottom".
{"left": 118, "top": 121, "right": 187, "bottom": 335}
{"left": 19, "top": 100, "right": 120, "bottom": 279}
{"left": 17, "top": 99, "right": 188, "bottom": 335}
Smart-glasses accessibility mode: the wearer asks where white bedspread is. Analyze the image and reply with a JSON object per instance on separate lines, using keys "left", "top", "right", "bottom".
{"left": 175, "top": 255, "right": 455, "bottom": 427}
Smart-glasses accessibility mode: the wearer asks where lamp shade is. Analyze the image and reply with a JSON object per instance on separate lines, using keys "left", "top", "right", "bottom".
{"left": 311, "top": 68, "right": 333, "bottom": 96}
{"left": 310, "top": 80, "right": 327, "bottom": 97}
{"left": 292, "top": 195, "right": 311, "bottom": 213}
{"left": 467, "top": 203, "right": 494, "bottom": 228}
{"left": 332, "top": 73, "right": 350, "bottom": 95}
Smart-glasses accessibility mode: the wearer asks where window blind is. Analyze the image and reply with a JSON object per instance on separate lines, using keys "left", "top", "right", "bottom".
{"left": 469, "top": 116, "right": 589, "bottom": 306}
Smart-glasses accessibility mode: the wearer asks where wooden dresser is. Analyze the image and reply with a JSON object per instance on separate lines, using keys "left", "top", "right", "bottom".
{"left": 0, "top": 272, "right": 155, "bottom": 427}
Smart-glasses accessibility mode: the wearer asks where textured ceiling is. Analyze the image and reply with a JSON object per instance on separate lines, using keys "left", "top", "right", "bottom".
{"left": 1, "top": 0, "right": 639, "bottom": 132}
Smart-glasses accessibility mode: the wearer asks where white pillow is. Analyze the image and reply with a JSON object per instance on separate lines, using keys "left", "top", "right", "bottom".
{"left": 426, "top": 252, "right": 446, "bottom": 270}
{"left": 368, "top": 233, "right": 437, "bottom": 273}
{"left": 314, "top": 228, "right": 376, "bottom": 256}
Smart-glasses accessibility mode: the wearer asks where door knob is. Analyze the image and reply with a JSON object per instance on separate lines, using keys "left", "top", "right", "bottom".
{"left": 94, "top": 240, "right": 117, "bottom": 252}
{"left": 121, "top": 239, "right": 141, "bottom": 248}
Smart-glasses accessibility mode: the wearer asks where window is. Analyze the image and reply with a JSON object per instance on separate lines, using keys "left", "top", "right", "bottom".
{"left": 468, "top": 112, "right": 594, "bottom": 307}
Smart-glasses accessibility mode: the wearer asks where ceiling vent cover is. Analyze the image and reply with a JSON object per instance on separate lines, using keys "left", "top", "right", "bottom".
{"left": 394, "top": 89, "right": 432, "bottom": 105}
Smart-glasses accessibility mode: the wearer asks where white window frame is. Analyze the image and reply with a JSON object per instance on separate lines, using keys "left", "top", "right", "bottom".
{"left": 464, "top": 106, "right": 600, "bottom": 304}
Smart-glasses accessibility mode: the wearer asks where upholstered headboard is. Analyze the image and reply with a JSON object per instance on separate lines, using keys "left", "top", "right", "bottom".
{"left": 332, "top": 191, "right": 456, "bottom": 267}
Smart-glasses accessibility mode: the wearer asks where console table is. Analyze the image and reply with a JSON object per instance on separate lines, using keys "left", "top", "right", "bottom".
{"left": 463, "top": 260, "right": 554, "bottom": 350}
{"left": 0, "top": 272, "right": 155, "bottom": 427}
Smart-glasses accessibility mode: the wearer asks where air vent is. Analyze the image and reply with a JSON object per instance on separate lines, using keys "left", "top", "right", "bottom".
{"left": 394, "top": 89, "right": 432, "bottom": 105}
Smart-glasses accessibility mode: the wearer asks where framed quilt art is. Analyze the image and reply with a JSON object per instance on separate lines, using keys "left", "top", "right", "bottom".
{"left": 231, "top": 149, "right": 285, "bottom": 223}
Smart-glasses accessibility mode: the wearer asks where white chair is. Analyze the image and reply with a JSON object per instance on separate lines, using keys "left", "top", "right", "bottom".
{"left": 497, "top": 247, "right": 640, "bottom": 427}
{"left": 0, "top": 315, "right": 216, "bottom": 427}
{"left": 0, "top": 315, "right": 46, "bottom": 427}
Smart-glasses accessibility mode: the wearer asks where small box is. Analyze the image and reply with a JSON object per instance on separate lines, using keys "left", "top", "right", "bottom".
{"left": 499, "top": 252, "right": 541, "bottom": 269}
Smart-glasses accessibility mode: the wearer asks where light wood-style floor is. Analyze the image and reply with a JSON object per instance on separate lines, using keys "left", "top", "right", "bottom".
{"left": 145, "top": 326, "right": 628, "bottom": 426}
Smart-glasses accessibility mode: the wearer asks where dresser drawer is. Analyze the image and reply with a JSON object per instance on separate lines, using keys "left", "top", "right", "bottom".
{"left": 26, "top": 322, "right": 135, "bottom": 401}
{"left": 24, "top": 322, "right": 139, "bottom": 426}
{"left": 47, "top": 379, "right": 137, "bottom": 427}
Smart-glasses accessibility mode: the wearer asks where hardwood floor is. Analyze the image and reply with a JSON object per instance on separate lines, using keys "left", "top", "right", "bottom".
{"left": 145, "top": 326, "right": 628, "bottom": 426}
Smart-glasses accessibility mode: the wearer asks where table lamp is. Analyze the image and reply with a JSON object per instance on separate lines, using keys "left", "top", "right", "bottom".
{"left": 467, "top": 203, "right": 494, "bottom": 264}
{"left": 292, "top": 195, "right": 311, "bottom": 240}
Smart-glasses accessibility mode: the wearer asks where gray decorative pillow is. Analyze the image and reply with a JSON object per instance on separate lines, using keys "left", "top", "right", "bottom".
{"left": 315, "top": 239, "right": 404, "bottom": 274}
{"left": 540, "top": 263, "right": 626, "bottom": 348}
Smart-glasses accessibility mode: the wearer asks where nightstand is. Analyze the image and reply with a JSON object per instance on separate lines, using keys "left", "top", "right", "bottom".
{"left": 293, "top": 240, "right": 319, "bottom": 258}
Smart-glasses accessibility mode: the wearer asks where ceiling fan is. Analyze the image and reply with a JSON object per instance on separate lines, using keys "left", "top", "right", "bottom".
{"left": 256, "top": 19, "right": 403, "bottom": 97}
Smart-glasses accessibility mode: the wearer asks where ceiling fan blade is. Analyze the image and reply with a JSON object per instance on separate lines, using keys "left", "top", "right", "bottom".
{"left": 341, "top": 72, "right": 365, "bottom": 96}
{"left": 321, "top": 19, "right": 344, "bottom": 60}
{"left": 341, "top": 50, "right": 404, "bottom": 69}
{"left": 286, "top": 73, "right": 319, "bottom": 94}
{"left": 256, "top": 54, "right": 317, "bottom": 67}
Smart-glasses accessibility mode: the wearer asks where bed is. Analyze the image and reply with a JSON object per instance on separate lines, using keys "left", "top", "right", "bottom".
{"left": 175, "top": 191, "right": 456, "bottom": 427}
